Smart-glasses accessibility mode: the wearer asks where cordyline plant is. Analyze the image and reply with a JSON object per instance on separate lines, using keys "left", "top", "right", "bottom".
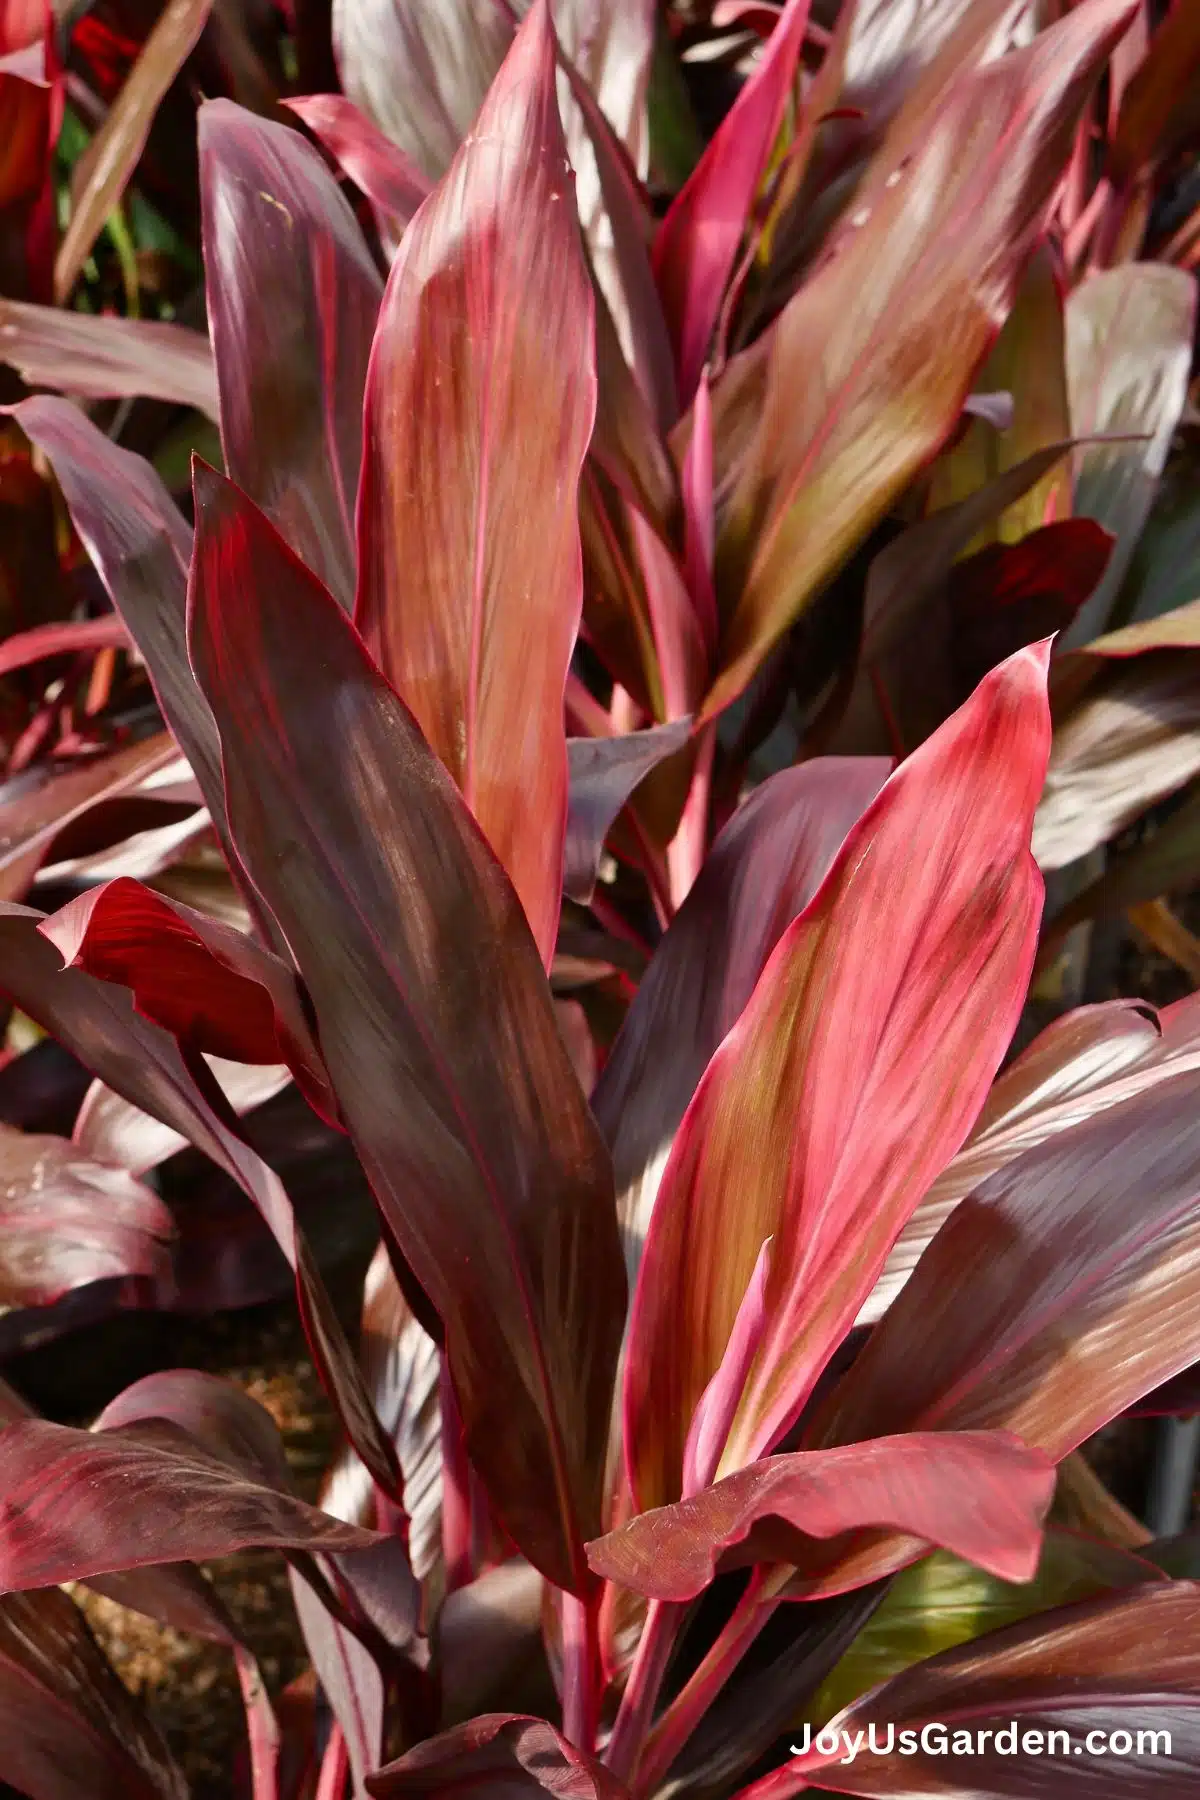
{"left": 4, "top": 0, "right": 1200, "bottom": 1796}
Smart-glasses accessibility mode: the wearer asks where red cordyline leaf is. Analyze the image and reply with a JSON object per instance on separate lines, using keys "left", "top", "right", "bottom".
{"left": 0, "top": 1586, "right": 188, "bottom": 1800}
{"left": 0, "top": 0, "right": 47, "bottom": 54}
{"left": 0, "top": 1122, "right": 174, "bottom": 1310}
{"left": 0, "top": 301, "right": 218, "bottom": 416}
{"left": 0, "top": 903, "right": 402, "bottom": 1501}
{"left": 768, "top": 1584, "right": 1200, "bottom": 1800}
{"left": 593, "top": 757, "right": 891, "bottom": 1277}
{"left": 810, "top": 1067, "right": 1200, "bottom": 1475}
{"left": 199, "top": 98, "right": 383, "bottom": 612}
{"left": 0, "top": 1416, "right": 380, "bottom": 1591}
{"left": 355, "top": 0, "right": 595, "bottom": 968}
{"left": 368, "top": 1714, "right": 630, "bottom": 1800}
{"left": 285, "top": 94, "right": 431, "bottom": 231}
{"left": 40, "top": 877, "right": 338, "bottom": 1124}
{"left": 949, "top": 519, "right": 1114, "bottom": 696}
{"left": 0, "top": 46, "right": 52, "bottom": 213}
{"left": 588, "top": 1431, "right": 1053, "bottom": 1603}
{"left": 863, "top": 990, "right": 1200, "bottom": 1326}
{"left": 186, "top": 464, "right": 625, "bottom": 1596}
{"left": 624, "top": 645, "right": 1050, "bottom": 1512}
{"left": 708, "top": 0, "right": 1136, "bottom": 720}
{"left": 653, "top": 0, "right": 811, "bottom": 404}
{"left": 0, "top": 614, "right": 130, "bottom": 678}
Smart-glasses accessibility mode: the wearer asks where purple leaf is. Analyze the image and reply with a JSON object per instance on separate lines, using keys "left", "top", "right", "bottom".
{"left": 0, "top": 299, "right": 218, "bottom": 415}
{"left": 0, "top": 1122, "right": 174, "bottom": 1310}
{"left": 0, "top": 901, "right": 402, "bottom": 1502}
{"left": 565, "top": 721, "right": 692, "bottom": 904}
{"left": 0, "top": 1586, "right": 188, "bottom": 1800}
{"left": 592, "top": 757, "right": 890, "bottom": 1274}
{"left": 0, "top": 1416, "right": 380, "bottom": 1590}
{"left": 187, "top": 466, "right": 625, "bottom": 1595}
{"left": 199, "top": 98, "right": 383, "bottom": 610}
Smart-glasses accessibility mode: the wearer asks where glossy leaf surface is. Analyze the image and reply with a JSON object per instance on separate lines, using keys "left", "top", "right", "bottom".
{"left": 708, "top": 0, "right": 1133, "bottom": 717}
{"left": 624, "top": 648, "right": 1049, "bottom": 1508}
{"left": 356, "top": 1, "right": 595, "bottom": 964}
{"left": 200, "top": 98, "right": 383, "bottom": 610}
{"left": 593, "top": 757, "right": 890, "bottom": 1274}
{"left": 588, "top": 1432, "right": 1053, "bottom": 1602}
{"left": 188, "top": 467, "right": 624, "bottom": 1594}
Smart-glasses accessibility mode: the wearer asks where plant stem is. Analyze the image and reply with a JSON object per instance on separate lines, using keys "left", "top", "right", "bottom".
{"left": 603, "top": 1598, "right": 685, "bottom": 1782}
{"left": 561, "top": 1588, "right": 600, "bottom": 1754}
{"left": 637, "top": 1572, "right": 781, "bottom": 1796}
{"left": 667, "top": 724, "right": 715, "bottom": 909}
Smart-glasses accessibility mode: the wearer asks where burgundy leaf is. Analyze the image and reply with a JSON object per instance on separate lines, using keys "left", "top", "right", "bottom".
{"left": 0, "top": 1122, "right": 173, "bottom": 1310}
{"left": 777, "top": 1583, "right": 1200, "bottom": 1798}
{"left": 74, "top": 1059, "right": 292, "bottom": 1176}
{"left": 0, "top": 1586, "right": 187, "bottom": 1800}
{"left": 0, "top": 1416, "right": 380, "bottom": 1590}
{"left": 290, "top": 1565, "right": 385, "bottom": 1795}
{"left": 9, "top": 398, "right": 223, "bottom": 829}
{"left": 0, "top": 902, "right": 402, "bottom": 1501}
{"left": 0, "top": 298, "right": 218, "bottom": 415}
{"left": 949, "top": 519, "right": 1114, "bottom": 694}
{"left": 0, "top": 733, "right": 180, "bottom": 901}
{"left": 367, "top": 1713, "right": 630, "bottom": 1800}
{"left": 708, "top": 0, "right": 1135, "bottom": 718}
{"left": 93, "top": 1369, "right": 295, "bottom": 1490}
{"left": 812, "top": 1071, "right": 1200, "bottom": 1503}
{"left": 592, "top": 757, "right": 890, "bottom": 1274}
{"left": 187, "top": 467, "right": 625, "bottom": 1595}
{"left": 355, "top": 0, "right": 596, "bottom": 966}
{"left": 624, "top": 648, "right": 1048, "bottom": 1510}
{"left": 321, "top": 1245, "right": 443, "bottom": 1585}
{"left": 199, "top": 98, "right": 383, "bottom": 610}
{"left": 588, "top": 1431, "right": 1053, "bottom": 1602}
{"left": 40, "top": 877, "right": 337, "bottom": 1122}
{"left": 565, "top": 721, "right": 692, "bottom": 904}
